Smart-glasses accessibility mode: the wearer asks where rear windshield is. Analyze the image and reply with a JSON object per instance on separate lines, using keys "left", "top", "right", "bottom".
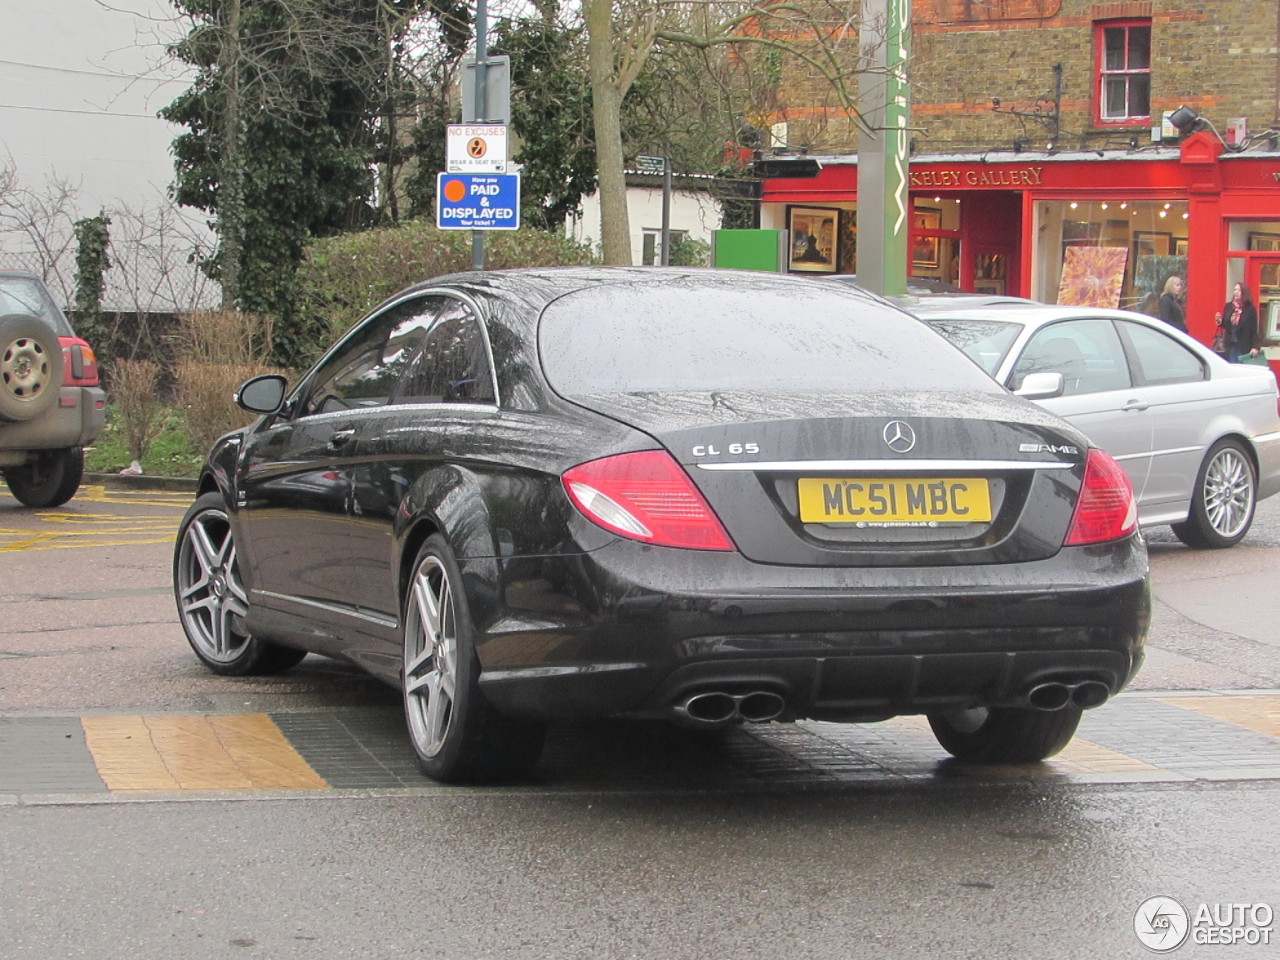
{"left": 538, "top": 279, "right": 1000, "bottom": 395}
{"left": 0, "top": 276, "right": 73, "bottom": 335}
{"left": 924, "top": 318, "right": 1022, "bottom": 375}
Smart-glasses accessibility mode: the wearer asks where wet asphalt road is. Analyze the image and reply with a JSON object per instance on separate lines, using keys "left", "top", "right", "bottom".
{"left": 2, "top": 483, "right": 1279, "bottom": 958}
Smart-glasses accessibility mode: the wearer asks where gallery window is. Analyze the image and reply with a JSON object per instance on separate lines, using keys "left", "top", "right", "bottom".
{"left": 1095, "top": 19, "right": 1151, "bottom": 126}
{"left": 1032, "top": 199, "right": 1187, "bottom": 311}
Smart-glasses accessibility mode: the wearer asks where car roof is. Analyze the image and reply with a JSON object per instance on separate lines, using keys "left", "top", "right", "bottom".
{"left": 907, "top": 300, "right": 1157, "bottom": 325}
{"left": 390, "top": 265, "right": 902, "bottom": 314}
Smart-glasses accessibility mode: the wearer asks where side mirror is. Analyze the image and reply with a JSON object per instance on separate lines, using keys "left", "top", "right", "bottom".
{"left": 1013, "top": 371, "right": 1065, "bottom": 400}
{"left": 236, "top": 374, "right": 288, "bottom": 414}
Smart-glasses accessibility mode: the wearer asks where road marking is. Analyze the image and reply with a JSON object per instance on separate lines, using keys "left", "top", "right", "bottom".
{"left": 0, "top": 493, "right": 183, "bottom": 552}
{"left": 81, "top": 715, "right": 328, "bottom": 792}
{"left": 1159, "top": 694, "right": 1280, "bottom": 739}
{"left": 72, "top": 485, "right": 194, "bottom": 507}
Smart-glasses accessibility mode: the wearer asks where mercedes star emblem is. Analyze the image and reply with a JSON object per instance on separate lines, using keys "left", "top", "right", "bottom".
{"left": 882, "top": 420, "right": 917, "bottom": 453}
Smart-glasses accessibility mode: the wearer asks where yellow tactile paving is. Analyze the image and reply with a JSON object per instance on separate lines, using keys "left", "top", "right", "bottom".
{"left": 81, "top": 714, "right": 328, "bottom": 792}
{"left": 1159, "top": 695, "right": 1280, "bottom": 740}
{"left": 1051, "top": 737, "right": 1164, "bottom": 774}
{"left": 886, "top": 715, "right": 1160, "bottom": 775}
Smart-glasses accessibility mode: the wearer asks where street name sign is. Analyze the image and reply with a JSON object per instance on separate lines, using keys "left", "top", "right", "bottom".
{"left": 436, "top": 173, "right": 521, "bottom": 230}
{"left": 447, "top": 124, "right": 508, "bottom": 173}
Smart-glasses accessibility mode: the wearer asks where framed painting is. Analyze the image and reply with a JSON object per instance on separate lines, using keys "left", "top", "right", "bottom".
{"left": 973, "top": 278, "right": 1005, "bottom": 295}
{"left": 911, "top": 206, "right": 941, "bottom": 268}
{"left": 1061, "top": 220, "right": 1101, "bottom": 247}
{"left": 1133, "top": 231, "right": 1172, "bottom": 260}
{"left": 1249, "top": 232, "right": 1280, "bottom": 252}
{"left": 786, "top": 206, "right": 840, "bottom": 273}
{"left": 1174, "top": 238, "right": 1189, "bottom": 257}
{"left": 1267, "top": 299, "right": 1280, "bottom": 341}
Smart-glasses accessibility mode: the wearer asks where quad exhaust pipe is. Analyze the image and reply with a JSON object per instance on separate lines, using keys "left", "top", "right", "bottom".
{"left": 1025, "top": 680, "right": 1112, "bottom": 712}
{"left": 671, "top": 690, "right": 786, "bottom": 727}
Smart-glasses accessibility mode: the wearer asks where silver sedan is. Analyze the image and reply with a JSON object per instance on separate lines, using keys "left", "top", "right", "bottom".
{"left": 912, "top": 298, "right": 1280, "bottom": 548}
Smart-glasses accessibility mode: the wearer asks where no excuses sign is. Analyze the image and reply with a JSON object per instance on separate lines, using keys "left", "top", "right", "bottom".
{"left": 446, "top": 124, "right": 508, "bottom": 173}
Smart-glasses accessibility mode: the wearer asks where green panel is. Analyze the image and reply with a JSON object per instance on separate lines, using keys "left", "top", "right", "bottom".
{"left": 712, "top": 230, "right": 783, "bottom": 272}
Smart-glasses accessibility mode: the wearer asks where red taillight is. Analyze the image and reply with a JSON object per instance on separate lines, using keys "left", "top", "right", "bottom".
{"left": 563, "top": 450, "right": 735, "bottom": 551}
{"left": 60, "top": 337, "right": 100, "bottom": 386}
{"left": 1065, "top": 448, "right": 1138, "bottom": 546}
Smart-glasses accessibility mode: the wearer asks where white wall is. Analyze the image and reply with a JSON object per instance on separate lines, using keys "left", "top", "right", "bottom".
{"left": 568, "top": 182, "right": 723, "bottom": 263}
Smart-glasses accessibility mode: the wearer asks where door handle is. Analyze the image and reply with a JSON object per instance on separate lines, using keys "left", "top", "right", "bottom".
{"left": 1121, "top": 399, "right": 1149, "bottom": 412}
{"left": 327, "top": 428, "right": 356, "bottom": 450}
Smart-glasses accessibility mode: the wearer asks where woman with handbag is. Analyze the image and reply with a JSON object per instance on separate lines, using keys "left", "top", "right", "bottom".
{"left": 1215, "top": 282, "right": 1259, "bottom": 363}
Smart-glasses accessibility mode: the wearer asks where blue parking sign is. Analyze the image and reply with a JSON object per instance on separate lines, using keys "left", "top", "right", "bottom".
{"left": 436, "top": 173, "right": 521, "bottom": 230}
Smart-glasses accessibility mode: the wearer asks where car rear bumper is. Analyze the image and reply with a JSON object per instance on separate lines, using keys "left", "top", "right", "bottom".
{"left": 469, "top": 535, "right": 1151, "bottom": 722}
{"left": 0, "top": 386, "right": 105, "bottom": 467}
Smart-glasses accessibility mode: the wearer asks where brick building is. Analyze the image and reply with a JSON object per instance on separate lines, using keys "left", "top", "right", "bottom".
{"left": 756, "top": 1, "right": 1280, "bottom": 350}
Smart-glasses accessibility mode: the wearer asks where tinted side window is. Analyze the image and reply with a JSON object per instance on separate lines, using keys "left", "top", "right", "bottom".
{"left": 1010, "top": 318, "right": 1131, "bottom": 396}
{"left": 1118, "top": 320, "right": 1206, "bottom": 385}
{"left": 299, "top": 297, "right": 438, "bottom": 417}
{"left": 395, "top": 300, "right": 496, "bottom": 405}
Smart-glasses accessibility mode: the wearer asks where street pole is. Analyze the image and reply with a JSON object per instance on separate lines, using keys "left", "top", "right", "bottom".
{"left": 471, "top": 0, "right": 488, "bottom": 270}
{"left": 856, "top": 0, "right": 910, "bottom": 297}
{"left": 660, "top": 156, "right": 672, "bottom": 266}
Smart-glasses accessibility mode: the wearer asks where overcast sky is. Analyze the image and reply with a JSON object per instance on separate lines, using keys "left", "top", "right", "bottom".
{"left": 0, "top": 0, "right": 191, "bottom": 210}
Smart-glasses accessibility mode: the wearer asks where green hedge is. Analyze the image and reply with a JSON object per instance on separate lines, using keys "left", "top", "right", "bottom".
{"left": 289, "top": 221, "right": 597, "bottom": 368}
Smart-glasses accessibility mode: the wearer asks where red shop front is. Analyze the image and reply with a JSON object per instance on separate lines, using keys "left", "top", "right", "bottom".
{"left": 760, "top": 131, "right": 1280, "bottom": 354}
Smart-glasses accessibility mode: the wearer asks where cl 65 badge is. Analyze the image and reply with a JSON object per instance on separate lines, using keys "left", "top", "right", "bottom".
{"left": 692, "top": 442, "right": 760, "bottom": 457}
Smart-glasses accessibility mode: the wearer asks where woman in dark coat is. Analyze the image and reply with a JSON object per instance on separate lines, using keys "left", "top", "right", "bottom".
{"left": 1216, "top": 282, "right": 1259, "bottom": 362}
{"left": 1157, "top": 275, "right": 1187, "bottom": 332}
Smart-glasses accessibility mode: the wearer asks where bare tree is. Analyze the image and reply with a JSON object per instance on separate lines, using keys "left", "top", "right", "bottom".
{"left": 579, "top": 0, "right": 879, "bottom": 264}
{"left": 0, "top": 167, "right": 84, "bottom": 301}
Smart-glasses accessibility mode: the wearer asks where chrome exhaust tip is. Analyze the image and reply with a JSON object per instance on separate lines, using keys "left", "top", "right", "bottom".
{"left": 737, "top": 691, "right": 786, "bottom": 723}
{"left": 1026, "top": 682, "right": 1073, "bottom": 711}
{"left": 675, "top": 692, "right": 739, "bottom": 725}
{"left": 1071, "top": 680, "right": 1111, "bottom": 710}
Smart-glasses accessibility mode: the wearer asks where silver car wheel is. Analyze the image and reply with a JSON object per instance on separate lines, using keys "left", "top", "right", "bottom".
{"left": 1203, "top": 445, "right": 1254, "bottom": 539}
{"left": 404, "top": 555, "right": 458, "bottom": 759}
{"left": 175, "top": 506, "right": 252, "bottom": 663}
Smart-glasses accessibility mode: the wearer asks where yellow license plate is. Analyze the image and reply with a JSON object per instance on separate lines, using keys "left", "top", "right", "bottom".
{"left": 797, "top": 478, "right": 992, "bottom": 524}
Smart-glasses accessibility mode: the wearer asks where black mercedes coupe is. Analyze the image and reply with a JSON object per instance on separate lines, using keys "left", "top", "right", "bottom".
{"left": 173, "top": 268, "right": 1149, "bottom": 782}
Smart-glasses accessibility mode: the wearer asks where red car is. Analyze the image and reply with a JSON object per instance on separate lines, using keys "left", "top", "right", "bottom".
{"left": 0, "top": 270, "right": 105, "bottom": 507}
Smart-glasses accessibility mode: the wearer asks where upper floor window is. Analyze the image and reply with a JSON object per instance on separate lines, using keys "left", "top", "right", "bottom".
{"left": 1095, "top": 19, "right": 1151, "bottom": 126}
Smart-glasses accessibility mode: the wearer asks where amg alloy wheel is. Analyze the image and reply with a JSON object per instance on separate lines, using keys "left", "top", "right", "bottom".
{"left": 1172, "top": 438, "right": 1256, "bottom": 549}
{"left": 928, "top": 704, "right": 1083, "bottom": 764}
{"left": 403, "top": 534, "right": 545, "bottom": 783}
{"left": 173, "top": 492, "right": 305, "bottom": 675}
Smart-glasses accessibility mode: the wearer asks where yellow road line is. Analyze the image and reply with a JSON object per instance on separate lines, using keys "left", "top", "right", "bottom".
{"left": 1159, "top": 695, "right": 1280, "bottom": 739}
{"left": 1, "top": 536, "right": 176, "bottom": 552}
{"left": 81, "top": 715, "right": 329, "bottom": 792}
{"left": 73, "top": 485, "right": 194, "bottom": 507}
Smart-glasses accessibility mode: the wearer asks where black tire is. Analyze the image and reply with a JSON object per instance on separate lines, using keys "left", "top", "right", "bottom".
{"left": 1171, "top": 438, "right": 1256, "bottom": 549}
{"left": 928, "top": 704, "right": 1083, "bottom": 764}
{"left": 0, "top": 313, "right": 63, "bottom": 421}
{"left": 173, "top": 492, "right": 306, "bottom": 676}
{"left": 402, "top": 534, "right": 545, "bottom": 783}
{"left": 4, "top": 446, "right": 84, "bottom": 508}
